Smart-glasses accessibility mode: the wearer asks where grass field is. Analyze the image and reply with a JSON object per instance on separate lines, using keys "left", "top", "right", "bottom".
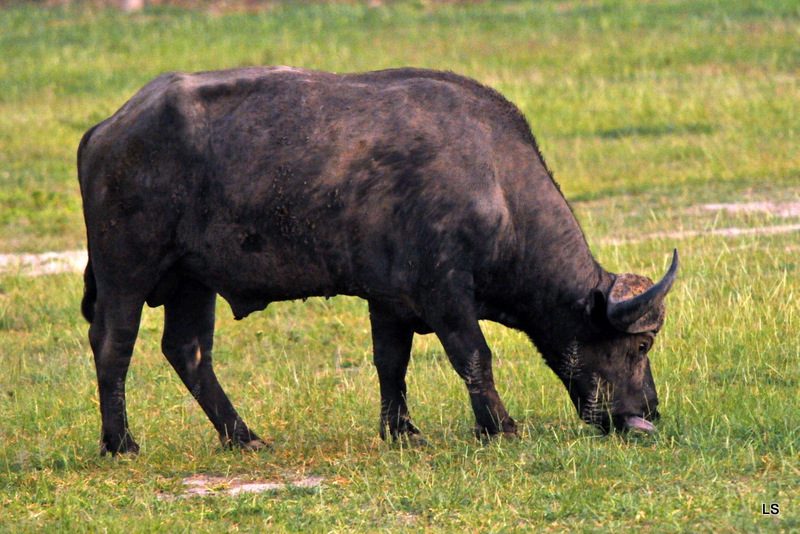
{"left": 1, "top": 0, "right": 799, "bottom": 531}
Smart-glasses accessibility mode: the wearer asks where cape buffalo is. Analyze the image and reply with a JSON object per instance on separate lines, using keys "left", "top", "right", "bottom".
{"left": 78, "top": 66, "right": 678, "bottom": 455}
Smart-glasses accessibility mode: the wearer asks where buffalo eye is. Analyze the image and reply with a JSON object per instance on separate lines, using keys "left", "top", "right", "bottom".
{"left": 638, "top": 341, "right": 650, "bottom": 354}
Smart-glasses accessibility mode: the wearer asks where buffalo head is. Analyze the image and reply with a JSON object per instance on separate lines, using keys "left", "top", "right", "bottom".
{"left": 561, "top": 250, "right": 678, "bottom": 433}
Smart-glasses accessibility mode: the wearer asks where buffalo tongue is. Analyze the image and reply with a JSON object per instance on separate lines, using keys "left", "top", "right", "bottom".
{"left": 626, "top": 416, "right": 654, "bottom": 432}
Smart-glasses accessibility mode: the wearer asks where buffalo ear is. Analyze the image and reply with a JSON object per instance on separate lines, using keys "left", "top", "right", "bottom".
{"left": 579, "top": 288, "right": 610, "bottom": 330}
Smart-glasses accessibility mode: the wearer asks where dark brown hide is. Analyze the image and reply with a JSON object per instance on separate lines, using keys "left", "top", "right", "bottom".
{"left": 78, "top": 67, "right": 677, "bottom": 454}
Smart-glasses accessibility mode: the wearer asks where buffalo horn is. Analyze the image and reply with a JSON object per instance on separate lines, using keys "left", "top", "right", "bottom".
{"left": 607, "top": 249, "right": 679, "bottom": 333}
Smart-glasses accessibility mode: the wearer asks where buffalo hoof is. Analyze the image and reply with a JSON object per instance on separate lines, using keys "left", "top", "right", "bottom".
{"left": 238, "top": 438, "right": 271, "bottom": 452}
{"left": 474, "top": 429, "right": 519, "bottom": 443}
{"left": 380, "top": 419, "right": 425, "bottom": 446}
{"left": 221, "top": 433, "right": 270, "bottom": 452}
{"left": 100, "top": 434, "right": 140, "bottom": 456}
{"left": 474, "top": 419, "right": 518, "bottom": 442}
{"left": 398, "top": 432, "right": 428, "bottom": 447}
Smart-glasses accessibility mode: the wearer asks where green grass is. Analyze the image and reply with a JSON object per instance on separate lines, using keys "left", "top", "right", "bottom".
{"left": 1, "top": 0, "right": 799, "bottom": 531}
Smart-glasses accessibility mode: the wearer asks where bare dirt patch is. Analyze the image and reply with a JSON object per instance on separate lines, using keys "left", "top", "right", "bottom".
{"left": 601, "top": 201, "right": 800, "bottom": 245}
{"left": 158, "top": 474, "right": 326, "bottom": 500}
{"left": 700, "top": 201, "right": 800, "bottom": 218}
{"left": 621, "top": 223, "right": 800, "bottom": 244}
{"left": 0, "top": 250, "right": 86, "bottom": 276}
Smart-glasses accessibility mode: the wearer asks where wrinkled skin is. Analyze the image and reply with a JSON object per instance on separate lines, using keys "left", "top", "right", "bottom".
{"left": 78, "top": 66, "right": 677, "bottom": 454}
{"left": 558, "top": 332, "right": 660, "bottom": 434}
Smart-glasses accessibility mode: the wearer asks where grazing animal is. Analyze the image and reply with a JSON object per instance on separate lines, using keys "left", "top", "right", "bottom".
{"left": 78, "top": 66, "right": 678, "bottom": 454}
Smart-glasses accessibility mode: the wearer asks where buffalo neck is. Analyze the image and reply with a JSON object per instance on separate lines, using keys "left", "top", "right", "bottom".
{"left": 502, "top": 166, "right": 611, "bottom": 362}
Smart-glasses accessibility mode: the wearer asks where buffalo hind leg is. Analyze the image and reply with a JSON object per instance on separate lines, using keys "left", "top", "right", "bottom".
{"left": 424, "top": 270, "right": 517, "bottom": 439}
{"left": 368, "top": 302, "right": 421, "bottom": 442}
{"left": 161, "top": 278, "right": 265, "bottom": 450}
{"left": 89, "top": 292, "right": 143, "bottom": 455}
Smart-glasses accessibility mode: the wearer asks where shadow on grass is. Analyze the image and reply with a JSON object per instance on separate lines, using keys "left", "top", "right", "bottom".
{"left": 594, "top": 123, "right": 714, "bottom": 140}
{"left": 582, "top": 123, "right": 714, "bottom": 139}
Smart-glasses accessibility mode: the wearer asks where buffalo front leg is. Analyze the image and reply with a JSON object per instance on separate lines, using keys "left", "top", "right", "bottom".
{"left": 161, "top": 278, "right": 265, "bottom": 450}
{"left": 89, "top": 293, "right": 143, "bottom": 455}
{"left": 368, "top": 302, "right": 421, "bottom": 441}
{"left": 424, "top": 270, "right": 517, "bottom": 439}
